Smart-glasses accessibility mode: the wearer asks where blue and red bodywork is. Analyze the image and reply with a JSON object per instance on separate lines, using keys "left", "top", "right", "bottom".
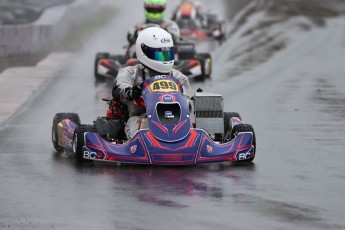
{"left": 57, "top": 76, "right": 254, "bottom": 165}
{"left": 80, "top": 129, "right": 254, "bottom": 164}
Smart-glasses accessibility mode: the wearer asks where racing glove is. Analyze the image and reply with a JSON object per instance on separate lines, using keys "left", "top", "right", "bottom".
{"left": 124, "top": 84, "right": 142, "bottom": 101}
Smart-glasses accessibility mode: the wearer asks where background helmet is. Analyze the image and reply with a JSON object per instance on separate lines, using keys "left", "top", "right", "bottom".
{"left": 144, "top": 0, "right": 167, "bottom": 23}
{"left": 136, "top": 27, "right": 174, "bottom": 73}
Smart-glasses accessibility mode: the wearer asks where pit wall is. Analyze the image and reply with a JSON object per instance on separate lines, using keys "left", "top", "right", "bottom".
{"left": 0, "top": 0, "right": 106, "bottom": 57}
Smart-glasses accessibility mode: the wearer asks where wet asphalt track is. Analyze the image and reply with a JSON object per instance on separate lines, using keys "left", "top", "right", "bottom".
{"left": 1, "top": 0, "right": 345, "bottom": 229}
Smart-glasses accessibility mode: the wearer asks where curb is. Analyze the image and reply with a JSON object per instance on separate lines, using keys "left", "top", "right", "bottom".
{"left": 0, "top": 52, "right": 72, "bottom": 128}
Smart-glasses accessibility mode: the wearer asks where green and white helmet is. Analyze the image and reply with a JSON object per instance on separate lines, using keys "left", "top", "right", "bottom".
{"left": 144, "top": 0, "right": 167, "bottom": 23}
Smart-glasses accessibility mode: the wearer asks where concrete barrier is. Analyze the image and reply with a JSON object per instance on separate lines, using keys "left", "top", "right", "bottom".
{"left": 0, "top": 0, "right": 106, "bottom": 57}
{"left": 0, "top": 0, "right": 113, "bottom": 127}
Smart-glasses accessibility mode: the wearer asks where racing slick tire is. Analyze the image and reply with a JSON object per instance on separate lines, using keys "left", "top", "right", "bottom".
{"left": 231, "top": 124, "right": 256, "bottom": 162}
{"left": 72, "top": 124, "right": 96, "bottom": 163}
{"left": 195, "top": 53, "right": 212, "bottom": 80}
{"left": 52, "top": 113, "right": 81, "bottom": 152}
{"left": 223, "top": 112, "right": 242, "bottom": 141}
{"left": 94, "top": 52, "right": 110, "bottom": 80}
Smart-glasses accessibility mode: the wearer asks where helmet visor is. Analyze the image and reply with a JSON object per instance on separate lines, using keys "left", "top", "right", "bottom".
{"left": 145, "top": 5, "right": 165, "bottom": 13}
{"left": 145, "top": 12, "right": 164, "bottom": 23}
{"left": 141, "top": 44, "right": 174, "bottom": 62}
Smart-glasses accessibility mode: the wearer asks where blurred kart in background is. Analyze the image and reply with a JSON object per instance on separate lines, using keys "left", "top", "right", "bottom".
{"left": 94, "top": 24, "right": 212, "bottom": 81}
{"left": 171, "top": 0, "right": 227, "bottom": 41}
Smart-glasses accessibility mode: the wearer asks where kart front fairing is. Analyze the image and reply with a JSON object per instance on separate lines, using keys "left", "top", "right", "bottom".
{"left": 142, "top": 75, "right": 191, "bottom": 142}
{"left": 82, "top": 129, "right": 254, "bottom": 164}
{"left": 81, "top": 75, "right": 255, "bottom": 164}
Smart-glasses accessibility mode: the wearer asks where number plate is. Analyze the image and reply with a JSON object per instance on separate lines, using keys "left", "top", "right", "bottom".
{"left": 150, "top": 80, "right": 179, "bottom": 92}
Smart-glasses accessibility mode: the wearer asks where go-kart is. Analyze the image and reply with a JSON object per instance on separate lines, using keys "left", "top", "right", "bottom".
{"left": 172, "top": 1, "right": 227, "bottom": 41}
{"left": 52, "top": 75, "right": 256, "bottom": 165}
{"left": 94, "top": 35, "right": 212, "bottom": 81}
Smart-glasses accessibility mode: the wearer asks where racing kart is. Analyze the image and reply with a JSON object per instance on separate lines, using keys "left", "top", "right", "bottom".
{"left": 172, "top": 1, "right": 227, "bottom": 41}
{"left": 94, "top": 39, "right": 212, "bottom": 81}
{"left": 52, "top": 75, "right": 256, "bottom": 165}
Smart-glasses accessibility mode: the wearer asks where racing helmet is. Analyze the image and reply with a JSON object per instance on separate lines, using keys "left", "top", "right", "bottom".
{"left": 144, "top": 0, "right": 167, "bottom": 23}
{"left": 136, "top": 27, "right": 174, "bottom": 73}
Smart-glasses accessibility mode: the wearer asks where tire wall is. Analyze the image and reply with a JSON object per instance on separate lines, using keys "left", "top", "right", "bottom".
{"left": 0, "top": 0, "right": 103, "bottom": 57}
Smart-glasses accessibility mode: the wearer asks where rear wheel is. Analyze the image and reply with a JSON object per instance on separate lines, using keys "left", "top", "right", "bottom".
{"left": 195, "top": 53, "right": 212, "bottom": 79}
{"left": 231, "top": 124, "right": 256, "bottom": 162}
{"left": 52, "top": 113, "right": 80, "bottom": 152}
{"left": 223, "top": 112, "right": 242, "bottom": 141}
{"left": 72, "top": 124, "right": 96, "bottom": 163}
{"left": 94, "top": 52, "right": 110, "bottom": 80}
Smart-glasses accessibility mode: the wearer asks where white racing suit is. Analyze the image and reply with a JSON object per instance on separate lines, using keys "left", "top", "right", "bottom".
{"left": 113, "top": 64, "right": 192, "bottom": 139}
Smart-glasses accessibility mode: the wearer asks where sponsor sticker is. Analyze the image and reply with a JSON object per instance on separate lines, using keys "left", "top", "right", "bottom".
{"left": 161, "top": 38, "right": 171, "bottom": 43}
{"left": 84, "top": 151, "right": 97, "bottom": 159}
{"left": 238, "top": 152, "right": 252, "bottom": 160}
{"left": 163, "top": 95, "right": 173, "bottom": 101}
{"left": 130, "top": 145, "right": 137, "bottom": 153}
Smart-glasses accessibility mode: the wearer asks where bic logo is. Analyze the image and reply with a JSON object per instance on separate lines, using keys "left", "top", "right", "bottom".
{"left": 84, "top": 151, "right": 97, "bottom": 159}
{"left": 238, "top": 152, "right": 251, "bottom": 160}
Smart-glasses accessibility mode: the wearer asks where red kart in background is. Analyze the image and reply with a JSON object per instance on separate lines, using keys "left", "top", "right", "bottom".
{"left": 171, "top": 0, "right": 227, "bottom": 42}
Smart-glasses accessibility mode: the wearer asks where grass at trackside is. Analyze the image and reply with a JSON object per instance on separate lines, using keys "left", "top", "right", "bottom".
{"left": 56, "top": 7, "right": 117, "bottom": 51}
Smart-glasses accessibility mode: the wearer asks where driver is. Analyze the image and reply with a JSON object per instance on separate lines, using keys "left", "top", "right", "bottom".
{"left": 171, "top": 0, "right": 207, "bottom": 28}
{"left": 112, "top": 27, "right": 192, "bottom": 140}
{"left": 127, "top": 0, "right": 181, "bottom": 46}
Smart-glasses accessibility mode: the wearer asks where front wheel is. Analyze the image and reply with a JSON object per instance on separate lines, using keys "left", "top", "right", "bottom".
{"left": 72, "top": 124, "right": 96, "bottom": 163}
{"left": 231, "top": 124, "right": 256, "bottom": 162}
{"left": 94, "top": 52, "right": 110, "bottom": 80}
{"left": 52, "top": 113, "right": 81, "bottom": 152}
{"left": 223, "top": 112, "right": 242, "bottom": 141}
